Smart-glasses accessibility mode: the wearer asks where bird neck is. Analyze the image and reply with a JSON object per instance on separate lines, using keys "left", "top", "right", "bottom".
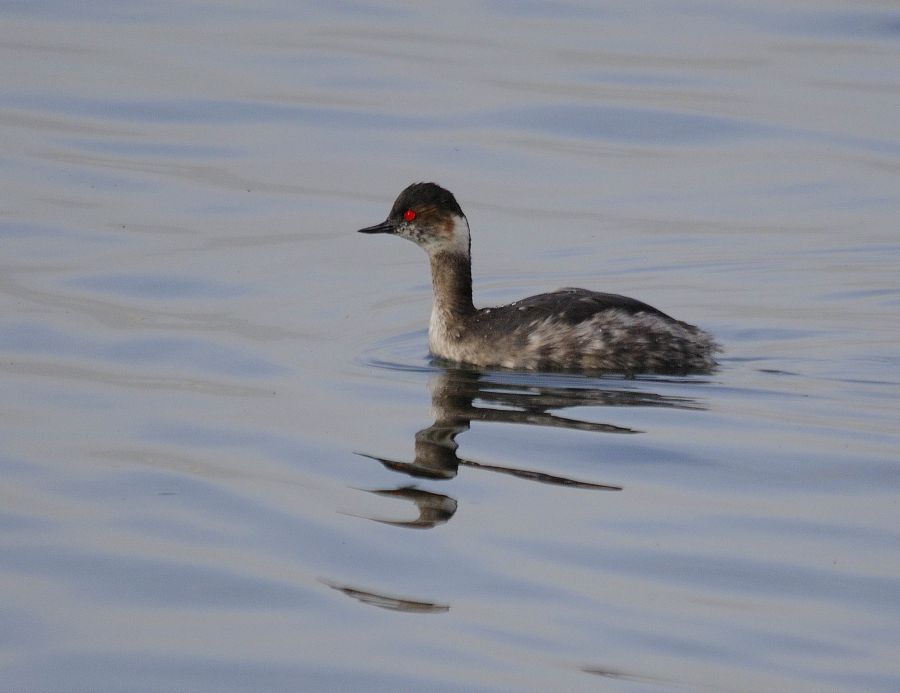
{"left": 429, "top": 250, "right": 475, "bottom": 321}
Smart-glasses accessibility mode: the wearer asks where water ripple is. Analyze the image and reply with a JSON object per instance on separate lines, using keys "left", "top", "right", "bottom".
{"left": 0, "top": 322, "right": 285, "bottom": 377}
{"left": 68, "top": 274, "right": 249, "bottom": 300}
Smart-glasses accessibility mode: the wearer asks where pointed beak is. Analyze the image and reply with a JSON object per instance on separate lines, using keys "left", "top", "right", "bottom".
{"left": 357, "top": 219, "right": 396, "bottom": 234}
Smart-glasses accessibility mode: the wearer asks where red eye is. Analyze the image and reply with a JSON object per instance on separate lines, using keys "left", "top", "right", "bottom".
{"left": 403, "top": 209, "right": 416, "bottom": 222}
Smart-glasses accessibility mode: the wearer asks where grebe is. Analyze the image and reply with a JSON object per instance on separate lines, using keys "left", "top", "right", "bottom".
{"left": 358, "top": 182, "right": 718, "bottom": 374}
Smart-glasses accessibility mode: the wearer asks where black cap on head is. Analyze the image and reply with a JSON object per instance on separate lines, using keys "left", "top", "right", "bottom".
{"left": 358, "top": 182, "right": 465, "bottom": 235}
{"left": 389, "top": 182, "right": 464, "bottom": 219}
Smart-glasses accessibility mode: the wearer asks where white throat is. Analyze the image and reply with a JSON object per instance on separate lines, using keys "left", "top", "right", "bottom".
{"left": 446, "top": 214, "right": 470, "bottom": 256}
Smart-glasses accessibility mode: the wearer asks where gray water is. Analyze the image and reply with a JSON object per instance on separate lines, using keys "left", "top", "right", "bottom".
{"left": 2, "top": 2, "right": 899, "bottom": 691}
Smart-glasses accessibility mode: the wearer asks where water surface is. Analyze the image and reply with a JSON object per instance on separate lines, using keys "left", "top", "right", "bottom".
{"left": 1, "top": 1, "right": 899, "bottom": 691}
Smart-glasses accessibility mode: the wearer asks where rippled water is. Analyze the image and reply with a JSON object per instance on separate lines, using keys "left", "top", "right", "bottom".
{"left": 2, "top": 1, "right": 899, "bottom": 691}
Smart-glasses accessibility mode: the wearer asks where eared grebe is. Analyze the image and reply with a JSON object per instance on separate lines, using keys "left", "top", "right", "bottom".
{"left": 358, "top": 182, "right": 718, "bottom": 374}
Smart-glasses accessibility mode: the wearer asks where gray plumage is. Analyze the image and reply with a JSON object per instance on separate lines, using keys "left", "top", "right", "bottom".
{"left": 359, "top": 182, "right": 719, "bottom": 375}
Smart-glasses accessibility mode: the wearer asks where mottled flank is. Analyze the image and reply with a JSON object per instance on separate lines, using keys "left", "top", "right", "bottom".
{"left": 430, "top": 287, "right": 719, "bottom": 375}
{"left": 360, "top": 182, "right": 720, "bottom": 375}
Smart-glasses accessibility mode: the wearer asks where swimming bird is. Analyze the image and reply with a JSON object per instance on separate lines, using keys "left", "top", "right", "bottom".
{"left": 358, "top": 182, "right": 718, "bottom": 374}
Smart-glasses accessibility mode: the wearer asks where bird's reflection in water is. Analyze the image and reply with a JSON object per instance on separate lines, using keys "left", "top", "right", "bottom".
{"left": 363, "top": 486, "right": 458, "bottom": 529}
{"left": 358, "top": 369, "right": 704, "bottom": 528}
{"left": 319, "top": 579, "right": 449, "bottom": 614}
